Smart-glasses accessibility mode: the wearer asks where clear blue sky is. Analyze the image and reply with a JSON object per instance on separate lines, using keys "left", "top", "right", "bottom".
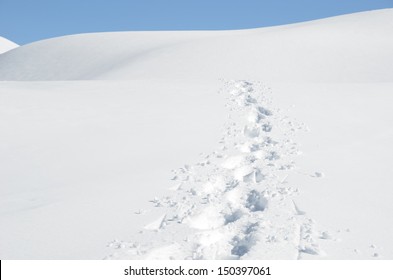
{"left": 1, "top": 0, "right": 392, "bottom": 45}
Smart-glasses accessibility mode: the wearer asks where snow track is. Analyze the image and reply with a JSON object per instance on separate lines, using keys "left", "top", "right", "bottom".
{"left": 106, "top": 80, "right": 324, "bottom": 260}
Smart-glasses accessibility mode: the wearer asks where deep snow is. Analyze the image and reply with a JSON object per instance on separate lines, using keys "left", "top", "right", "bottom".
{"left": 0, "top": 9, "right": 392, "bottom": 259}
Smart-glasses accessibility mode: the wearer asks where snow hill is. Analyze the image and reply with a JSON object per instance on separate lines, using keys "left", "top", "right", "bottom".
{"left": 0, "top": 9, "right": 393, "bottom": 260}
{"left": 0, "top": 37, "right": 18, "bottom": 54}
{"left": 0, "top": 9, "right": 393, "bottom": 82}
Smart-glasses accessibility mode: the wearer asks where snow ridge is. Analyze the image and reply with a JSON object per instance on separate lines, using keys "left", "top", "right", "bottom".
{"left": 106, "top": 80, "right": 324, "bottom": 259}
{"left": 0, "top": 37, "right": 18, "bottom": 54}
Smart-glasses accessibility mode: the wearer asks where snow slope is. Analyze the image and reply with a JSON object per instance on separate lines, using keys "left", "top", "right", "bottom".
{"left": 0, "top": 9, "right": 392, "bottom": 82}
{"left": 0, "top": 37, "right": 18, "bottom": 54}
{"left": 0, "top": 9, "right": 393, "bottom": 260}
{"left": 0, "top": 80, "right": 229, "bottom": 259}
{"left": 105, "top": 81, "right": 393, "bottom": 260}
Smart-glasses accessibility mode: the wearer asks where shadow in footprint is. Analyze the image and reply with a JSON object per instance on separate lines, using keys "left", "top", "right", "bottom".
{"left": 246, "top": 190, "right": 268, "bottom": 212}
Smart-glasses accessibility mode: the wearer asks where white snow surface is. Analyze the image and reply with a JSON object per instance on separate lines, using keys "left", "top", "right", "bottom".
{"left": 1, "top": 9, "right": 393, "bottom": 260}
{"left": 0, "top": 9, "right": 393, "bottom": 82}
{"left": 0, "top": 37, "right": 18, "bottom": 54}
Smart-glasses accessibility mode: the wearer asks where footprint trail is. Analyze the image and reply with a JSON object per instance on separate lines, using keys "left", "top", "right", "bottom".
{"left": 106, "top": 80, "right": 324, "bottom": 260}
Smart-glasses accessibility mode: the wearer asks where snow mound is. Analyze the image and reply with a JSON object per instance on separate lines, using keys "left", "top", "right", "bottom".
{"left": 0, "top": 9, "right": 393, "bottom": 82}
{"left": 0, "top": 37, "right": 18, "bottom": 54}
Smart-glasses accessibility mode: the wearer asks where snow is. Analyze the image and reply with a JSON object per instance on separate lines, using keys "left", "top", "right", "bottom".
{"left": 0, "top": 80, "right": 227, "bottom": 258}
{"left": 272, "top": 83, "right": 393, "bottom": 259}
{"left": 0, "top": 37, "right": 18, "bottom": 54}
{"left": 1, "top": 9, "right": 393, "bottom": 82}
{"left": 0, "top": 9, "right": 393, "bottom": 259}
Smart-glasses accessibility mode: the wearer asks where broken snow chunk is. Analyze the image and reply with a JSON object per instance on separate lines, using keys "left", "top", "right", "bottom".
{"left": 244, "top": 126, "right": 260, "bottom": 138}
{"left": 314, "top": 172, "right": 324, "bottom": 178}
{"left": 320, "top": 231, "right": 333, "bottom": 240}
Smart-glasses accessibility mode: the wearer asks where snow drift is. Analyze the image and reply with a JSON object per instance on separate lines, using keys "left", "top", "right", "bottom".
{"left": 0, "top": 9, "right": 392, "bottom": 82}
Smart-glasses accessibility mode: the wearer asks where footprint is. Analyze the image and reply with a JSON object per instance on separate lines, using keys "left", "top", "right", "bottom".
{"left": 246, "top": 190, "right": 269, "bottom": 212}
{"left": 261, "top": 123, "right": 273, "bottom": 132}
{"left": 107, "top": 80, "right": 320, "bottom": 260}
